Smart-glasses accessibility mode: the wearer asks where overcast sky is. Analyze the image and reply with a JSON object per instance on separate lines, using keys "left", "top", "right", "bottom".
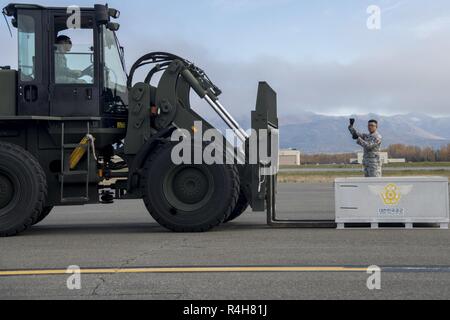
{"left": 1, "top": 0, "right": 449, "bottom": 117}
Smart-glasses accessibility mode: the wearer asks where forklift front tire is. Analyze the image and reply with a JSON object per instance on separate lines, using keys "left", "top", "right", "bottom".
{"left": 0, "top": 142, "right": 47, "bottom": 237}
{"left": 141, "top": 143, "right": 240, "bottom": 232}
{"left": 32, "top": 206, "right": 54, "bottom": 226}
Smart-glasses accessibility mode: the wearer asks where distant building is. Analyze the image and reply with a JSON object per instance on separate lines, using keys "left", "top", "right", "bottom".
{"left": 387, "top": 158, "right": 407, "bottom": 164}
{"left": 350, "top": 152, "right": 406, "bottom": 165}
{"left": 280, "top": 149, "right": 301, "bottom": 166}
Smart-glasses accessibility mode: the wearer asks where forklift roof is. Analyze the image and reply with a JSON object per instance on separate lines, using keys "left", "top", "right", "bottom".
{"left": 3, "top": 3, "right": 97, "bottom": 16}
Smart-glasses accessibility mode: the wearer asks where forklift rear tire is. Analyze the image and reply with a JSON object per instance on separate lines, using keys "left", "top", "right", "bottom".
{"left": 33, "top": 206, "right": 54, "bottom": 226}
{"left": 224, "top": 190, "right": 249, "bottom": 223}
{"left": 0, "top": 142, "right": 47, "bottom": 237}
{"left": 141, "top": 143, "right": 240, "bottom": 232}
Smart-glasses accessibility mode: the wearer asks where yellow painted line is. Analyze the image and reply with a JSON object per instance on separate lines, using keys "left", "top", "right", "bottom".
{"left": 0, "top": 266, "right": 367, "bottom": 277}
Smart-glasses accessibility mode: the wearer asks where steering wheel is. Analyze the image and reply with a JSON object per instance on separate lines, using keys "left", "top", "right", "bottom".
{"left": 80, "top": 65, "right": 94, "bottom": 77}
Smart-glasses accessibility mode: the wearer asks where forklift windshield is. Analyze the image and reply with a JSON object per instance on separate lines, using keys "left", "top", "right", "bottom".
{"left": 102, "top": 26, "right": 128, "bottom": 110}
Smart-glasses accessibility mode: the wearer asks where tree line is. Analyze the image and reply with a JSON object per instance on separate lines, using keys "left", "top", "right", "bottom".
{"left": 385, "top": 144, "right": 450, "bottom": 162}
{"left": 301, "top": 144, "right": 450, "bottom": 164}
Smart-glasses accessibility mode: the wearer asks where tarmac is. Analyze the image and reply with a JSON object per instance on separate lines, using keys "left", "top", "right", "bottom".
{"left": 0, "top": 183, "right": 449, "bottom": 300}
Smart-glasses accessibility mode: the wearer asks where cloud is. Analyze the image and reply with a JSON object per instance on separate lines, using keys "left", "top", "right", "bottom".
{"left": 414, "top": 16, "right": 450, "bottom": 38}
{"left": 1, "top": 1, "right": 449, "bottom": 120}
{"left": 184, "top": 39, "right": 448, "bottom": 119}
{"left": 122, "top": 6, "right": 450, "bottom": 119}
{"left": 210, "top": 0, "right": 292, "bottom": 11}
{"left": 382, "top": 0, "right": 408, "bottom": 15}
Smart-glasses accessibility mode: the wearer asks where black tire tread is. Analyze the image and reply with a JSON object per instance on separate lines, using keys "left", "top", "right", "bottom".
{"left": 32, "top": 206, "right": 53, "bottom": 226}
{"left": 224, "top": 189, "right": 249, "bottom": 223}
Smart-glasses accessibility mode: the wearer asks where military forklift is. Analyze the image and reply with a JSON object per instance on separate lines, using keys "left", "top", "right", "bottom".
{"left": 0, "top": 3, "right": 279, "bottom": 237}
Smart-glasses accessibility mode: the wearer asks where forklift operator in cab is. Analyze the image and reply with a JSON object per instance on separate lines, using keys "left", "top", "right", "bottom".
{"left": 55, "top": 35, "right": 85, "bottom": 84}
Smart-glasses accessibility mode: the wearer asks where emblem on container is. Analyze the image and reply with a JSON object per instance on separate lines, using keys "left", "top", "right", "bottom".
{"left": 369, "top": 183, "right": 413, "bottom": 206}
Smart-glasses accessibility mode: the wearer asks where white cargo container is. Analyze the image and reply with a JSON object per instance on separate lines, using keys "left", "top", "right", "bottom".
{"left": 335, "top": 177, "right": 449, "bottom": 229}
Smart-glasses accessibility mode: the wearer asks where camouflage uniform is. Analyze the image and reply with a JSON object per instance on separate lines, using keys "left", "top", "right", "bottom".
{"left": 349, "top": 127, "right": 383, "bottom": 177}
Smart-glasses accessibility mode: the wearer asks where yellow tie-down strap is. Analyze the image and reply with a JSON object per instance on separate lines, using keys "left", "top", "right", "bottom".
{"left": 69, "top": 134, "right": 95, "bottom": 170}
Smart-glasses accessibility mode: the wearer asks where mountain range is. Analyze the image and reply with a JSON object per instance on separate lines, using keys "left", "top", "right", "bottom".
{"left": 279, "top": 113, "right": 450, "bottom": 154}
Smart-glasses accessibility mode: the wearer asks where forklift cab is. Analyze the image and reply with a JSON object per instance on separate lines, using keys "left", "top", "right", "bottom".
{"left": 3, "top": 3, "right": 127, "bottom": 118}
